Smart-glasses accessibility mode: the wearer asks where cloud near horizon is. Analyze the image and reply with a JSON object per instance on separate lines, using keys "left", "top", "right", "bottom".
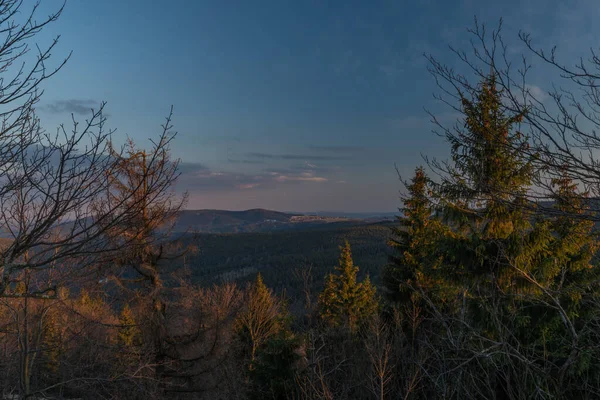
{"left": 246, "top": 152, "right": 350, "bottom": 161}
{"left": 227, "top": 159, "right": 266, "bottom": 165}
{"left": 177, "top": 161, "right": 329, "bottom": 192}
{"left": 42, "top": 99, "right": 101, "bottom": 115}
{"left": 307, "top": 144, "right": 365, "bottom": 152}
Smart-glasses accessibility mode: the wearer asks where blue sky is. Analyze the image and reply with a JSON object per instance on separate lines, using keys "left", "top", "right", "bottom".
{"left": 32, "top": 0, "right": 600, "bottom": 212}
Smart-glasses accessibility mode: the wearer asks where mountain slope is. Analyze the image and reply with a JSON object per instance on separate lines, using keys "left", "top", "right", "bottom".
{"left": 172, "top": 208, "right": 295, "bottom": 233}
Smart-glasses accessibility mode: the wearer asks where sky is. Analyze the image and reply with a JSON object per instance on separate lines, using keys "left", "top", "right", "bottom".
{"left": 29, "top": 0, "right": 600, "bottom": 212}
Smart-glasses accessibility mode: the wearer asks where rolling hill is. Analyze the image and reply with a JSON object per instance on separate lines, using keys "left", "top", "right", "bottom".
{"left": 172, "top": 208, "right": 295, "bottom": 232}
{"left": 171, "top": 208, "right": 392, "bottom": 233}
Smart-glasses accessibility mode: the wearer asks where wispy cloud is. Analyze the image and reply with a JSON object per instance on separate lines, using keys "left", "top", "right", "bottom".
{"left": 42, "top": 99, "right": 100, "bottom": 115}
{"left": 524, "top": 84, "right": 548, "bottom": 102}
{"left": 227, "top": 159, "right": 266, "bottom": 165}
{"left": 274, "top": 175, "right": 327, "bottom": 182}
{"left": 177, "top": 161, "right": 329, "bottom": 192}
{"left": 265, "top": 162, "right": 337, "bottom": 176}
{"left": 308, "top": 145, "right": 365, "bottom": 152}
{"left": 246, "top": 152, "right": 350, "bottom": 161}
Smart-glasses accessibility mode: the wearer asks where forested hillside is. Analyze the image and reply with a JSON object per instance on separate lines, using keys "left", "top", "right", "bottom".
{"left": 181, "top": 222, "right": 393, "bottom": 301}
{"left": 171, "top": 209, "right": 294, "bottom": 232}
{"left": 6, "top": 2, "right": 600, "bottom": 399}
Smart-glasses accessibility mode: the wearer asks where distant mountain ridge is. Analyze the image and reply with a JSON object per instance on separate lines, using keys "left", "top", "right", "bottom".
{"left": 5, "top": 208, "right": 389, "bottom": 240}
{"left": 172, "top": 209, "right": 294, "bottom": 232}
{"left": 172, "top": 208, "right": 389, "bottom": 233}
{"left": 294, "top": 211, "right": 398, "bottom": 219}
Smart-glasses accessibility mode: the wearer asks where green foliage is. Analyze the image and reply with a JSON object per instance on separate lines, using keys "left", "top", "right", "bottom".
{"left": 447, "top": 74, "right": 532, "bottom": 208}
{"left": 440, "top": 75, "right": 535, "bottom": 288}
{"left": 236, "top": 274, "right": 301, "bottom": 399}
{"left": 319, "top": 241, "right": 379, "bottom": 332}
{"left": 179, "top": 223, "right": 391, "bottom": 295}
{"left": 248, "top": 323, "right": 300, "bottom": 399}
{"left": 384, "top": 167, "right": 446, "bottom": 304}
{"left": 385, "top": 73, "right": 600, "bottom": 397}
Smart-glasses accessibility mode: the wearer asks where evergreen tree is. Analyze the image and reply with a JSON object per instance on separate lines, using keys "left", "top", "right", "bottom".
{"left": 424, "top": 73, "right": 547, "bottom": 397}
{"left": 384, "top": 167, "right": 444, "bottom": 304}
{"left": 446, "top": 74, "right": 531, "bottom": 218}
{"left": 319, "top": 241, "right": 379, "bottom": 332}
{"left": 249, "top": 311, "right": 299, "bottom": 400}
{"left": 424, "top": 72, "right": 600, "bottom": 397}
{"left": 533, "top": 173, "right": 600, "bottom": 379}
{"left": 437, "top": 73, "right": 536, "bottom": 292}
{"left": 548, "top": 173, "right": 599, "bottom": 289}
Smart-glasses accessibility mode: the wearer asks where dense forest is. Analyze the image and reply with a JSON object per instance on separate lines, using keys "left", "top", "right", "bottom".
{"left": 182, "top": 223, "right": 391, "bottom": 287}
{"left": 4, "top": 2, "right": 600, "bottom": 399}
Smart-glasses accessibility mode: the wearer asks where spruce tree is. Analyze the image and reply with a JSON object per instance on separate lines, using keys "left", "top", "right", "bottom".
{"left": 384, "top": 167, "right": 444, "bottom": 304}
{"left": 319, "top": 241, "right": 379, "bottom": 332}
{"left": 427, "top": 72, "right": 600, "bottom": 397}
{"left": 427, "top": 73, "right": 545, "bottom": 397}
{"left": 534, "top": 173, "right": 600, "bottom": 379}
{"left": 548, "top": 173, "right": 599, "bottom": 289}
{"left": 438, "top": 73, "right": 535, "bottom": 292}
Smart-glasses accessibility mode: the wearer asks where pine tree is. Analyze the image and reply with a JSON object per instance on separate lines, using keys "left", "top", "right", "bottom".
{"left": 548, "top": 173, "right": 599, "bottom": 289}
{"left": 14, "top": 280, "right": 26, "bottom": 296}
{"left": 427, "top": 72, "right": 600, "bottom": 396}
{"left": 532, "top": 173, "right": 600, "bottom": 377}
{"left": 446, "top": 74, "right": 531, "bottom": 222}
{"left": 438, "top": 73, "right": 536, "bottom": 292}
{"left": 424, "top": 73, "right": 546, "bottom": 397}
{"left": 384, "top": 167, "right": 444, "bottom": 304}
{"left": 77, "top": 289, "right": 108, "bottom": 320}
{"left": 319, "top": 241, "right": 379, "bottom": 332}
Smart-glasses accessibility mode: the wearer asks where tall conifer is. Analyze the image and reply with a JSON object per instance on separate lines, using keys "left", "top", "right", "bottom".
{"left": 385, "top": 167, "right": 444, "bottom": 304}
{"left": 319, "top": 241, "right": 378, "bottom": 332}
{"left": 439, "top": 73, "right": 534, "bottom": 291}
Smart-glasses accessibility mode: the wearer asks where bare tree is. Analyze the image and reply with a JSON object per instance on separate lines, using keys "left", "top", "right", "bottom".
{"left": 235, "top": 275, "right": 286, "bottom": 367}
{"left": 364, "top": 317, "right": 394, "bottom": 400}
{"left": 163, "top": 283, "right": 245, "bottom": 397}
{"left": 0, "top": 1, "right": 182, "bottom": 301}
{"left": 0, "top": 2, "right": 188, "bottom": 397}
